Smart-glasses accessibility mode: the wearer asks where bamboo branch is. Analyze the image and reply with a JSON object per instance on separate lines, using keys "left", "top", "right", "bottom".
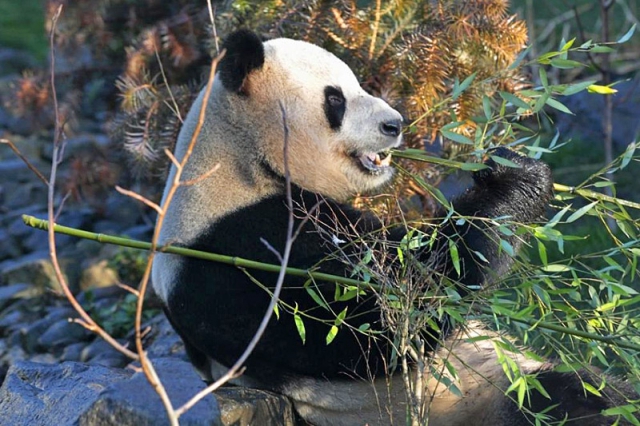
{"left": 22, "top": 215, "right": 640, "bottom": 353}
{"left": 391, "top": 149, "right": 640, "bottom": 210}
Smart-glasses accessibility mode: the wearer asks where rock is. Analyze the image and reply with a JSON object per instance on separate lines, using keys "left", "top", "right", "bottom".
{"left": 80, "top": 259, "right": 120, "bottom": 291}
{"left": 0, "top": 228, "right": 22, "bottom": 261}
{"left": 81, "top": 339, "right": 126, "bottom": 364}
{"left": 0, "top": 361, "right": 132, "bottom": 426}
{"left": 214, "top": 387, "right": 296, "bottom": 426}
{"left": 37, "top": 318, "right": 92, "bottom": 348}
{"left": 0, "top": 251, "right": 70, "bottom": 294}
{"left": 17, "top": 308, "right": 76, "bottom": 353}
{"left": 141, "top": 314, "right": 186, "bottom": 360}
{"left": 0, "top": 283, "right": 32, "bottom": 310}
{"left": 79, "top": 357, "right": 222, "bottom": 426}
{"left": 60, "top": 342, "right": 87, "bottom": 362}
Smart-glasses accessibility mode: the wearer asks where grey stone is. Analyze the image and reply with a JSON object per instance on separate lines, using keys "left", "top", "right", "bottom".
{"left": 141, "top": 315, "right": 186, "bottom": 360}
{"left": 18, "top": 308, "right": 76, "bottom": 353}
{"left": 80, "top": 259, "right": 120, "bottom": 291}
{"left": 215, "top": 387, "right": 296, "bottom": 426}
{"left": 0, "top": 283, "right": 32, "bottom": 310}
{"left": 37, "top": 318, "right": 91, "bottom": 348}
{"left": 0, "top": 228, "right": 22, "bottom": 261}
{"left": 79, "top": 357, "right": 222, "bottom": 426}
{"left": 0, "top": 361, "right": 132, "bottom": 426}
{"left": 81, "top": 339, "right": 123, "bottom": 363}
{"left": 88, "top": 354, "right": 129, "bottom": 369}
{"left": 60, "top": 342, "right": 87, "bottom": 362}
{"left": 0, "top": 251, "right": 71, "bottom": 294}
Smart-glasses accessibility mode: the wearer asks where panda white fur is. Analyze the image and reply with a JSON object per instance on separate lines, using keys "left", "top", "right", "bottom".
{"left": 152, "top": 30, "right": 634, "bottom": 425}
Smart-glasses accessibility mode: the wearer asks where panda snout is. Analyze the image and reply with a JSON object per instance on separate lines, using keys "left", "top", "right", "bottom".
{"left": 379, "top": 119, "right": 402, "bottom": 137}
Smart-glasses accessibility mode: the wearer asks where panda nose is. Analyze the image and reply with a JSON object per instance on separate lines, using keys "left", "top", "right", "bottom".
{"left": 379, "top": 119, "right": 402, "bottom": 137}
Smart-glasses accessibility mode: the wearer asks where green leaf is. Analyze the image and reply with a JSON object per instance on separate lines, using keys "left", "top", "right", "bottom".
{"left": 589, "top": 45, "right": 615, "bottom": 53}
{"left": 583, "top": 382, "right": 602, "bottom": 397}
{"left": 550, "top": 58, "right": 583, "bottom": 69}
{"left": 294, "top": 313, "right": 306, "bottom": 344}
{"left": 452, "top": 72, "right": 476, "bottom": 100}
{"left": 566, "top": 201, "right": 598, "bottom": 223}
{"left": 509, "top": 45, "right": 531, "bottom": 70}
{"left": 561, "top": 38, "right": 575, "bottom": 51}
{"left": 542, "top": 264, "right": 571, "bottom": 273}
{"left": 326, "top": 325, "right": 339, "bottom": 345}
{"left": 499, "top": 92, "right": 531, "bottom": 110}
{"left": 441, "top": 129, "right": 473, "bottom": 145}
{"left": 620, "top": 142, "right": 636, "bottom": 170}
{"left": 562, "top": 80, "right": 597, "bottom": 96}
{"left": 461, "top": 162, "right": 489, "bottom": 171}
{"left": 538, "top": 240, "right": 548, "bottom": 266}
{"left": 449, "top": 240, "right": 461, "bottom": 277}
{"left": 617, "top": 24, "right": 637, "bottom": 43}
{"left": 545, "top": 97, "right": 573, "bottom": 115}
{"left": 305, "top": 285, "right": 329, "bottom": 311}
{"left": 482, "top": 95, "right": 492, "bottom": 120}
{"left": 491, "top": 155, "right": 523, "bottom": 169}
{"left": 500, "top": 239, "right": 515, "bottom": 257}
{"left": 539, "top": 68, "right": 549, "bottom": 91}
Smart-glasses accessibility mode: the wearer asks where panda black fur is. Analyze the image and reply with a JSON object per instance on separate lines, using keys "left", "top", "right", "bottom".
{"left": 152, "top": 30, "right": 635, "bottom": 426}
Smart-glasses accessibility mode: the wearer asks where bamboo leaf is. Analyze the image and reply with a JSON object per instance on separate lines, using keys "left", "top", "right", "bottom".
{"left": 326, "top": 325, "right": 339, "bottom": 345}
{"left": 294, "top": 313, "right": 306, "bottom": 344}
{"left": 499, "top": 92, "right": 531, "bottom": 110}
{"left": 452, "top": 72, "right": 476, "bottom": 100}
{"left": 545, "top": 97, "right": 573, "bottom": 115}
{"left": 449, "top": 240, "right": 461, "bottom": 277}
{"left": 441, "top": 129, "right": 473, "bottom": 145}
{"left": 617, "top": 24, "right": 637, "bottom": 43}
{"left": 490, "top": 155, "right": 522, "bottom": 169}
{"left": 565, "top": 201, "right": 598, "bottom": 223}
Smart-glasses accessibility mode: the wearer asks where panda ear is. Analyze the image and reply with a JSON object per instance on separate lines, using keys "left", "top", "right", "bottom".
{"left": 218, "top": 29, "right": 265, "bottom": 95}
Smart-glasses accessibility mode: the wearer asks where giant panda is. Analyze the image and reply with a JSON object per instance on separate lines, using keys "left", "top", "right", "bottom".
{"left": 151, "top": 29, "right": 634, "bottom": 426}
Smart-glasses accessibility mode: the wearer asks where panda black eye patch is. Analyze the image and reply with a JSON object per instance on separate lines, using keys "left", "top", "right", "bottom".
{"left": 324, "top": 86, "right": 346, "bottom": 130}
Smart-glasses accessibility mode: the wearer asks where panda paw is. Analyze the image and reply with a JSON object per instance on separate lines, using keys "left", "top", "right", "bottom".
{"left": 472, "top": 147, "right": 554, "bottom": 209}
{"left": 474, "top": 147, "right": 550, "bottom": 184}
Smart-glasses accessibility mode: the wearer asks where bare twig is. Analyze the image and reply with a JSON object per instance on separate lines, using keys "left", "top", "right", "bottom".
{"left": 0, "top": 139, "right": 49, "bottom": 186}
{"left": 126, "top": 50, "right": 226, "bottom": 426}
{"left": 207, "top": 0, "right": 219, "bottom": 54}
{"left": 43, "top": 5, "right": 138, "bottom": 360}
{"left": 115, "top": 185, "right": 162, "bottom": 214}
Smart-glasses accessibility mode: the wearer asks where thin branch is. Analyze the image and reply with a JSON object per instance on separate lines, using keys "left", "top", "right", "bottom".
{"left": 115, "top": 185, "right": 162, "bottom": 214}
{"left": 130, "top": 51, "right": 226, "bottom": 426}
{"left": 43, "top": 5, "right": 138, "bottom": 361}
{"left": 0, "top": 139, "right": 49, "bottom": 186}
{"left": 207, "top": 0, "right": 219, "bottom": 54}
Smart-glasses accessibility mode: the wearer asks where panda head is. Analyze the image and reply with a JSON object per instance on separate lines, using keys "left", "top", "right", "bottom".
{"left": 216, "top": 30, "right": 403, "bottom": 201}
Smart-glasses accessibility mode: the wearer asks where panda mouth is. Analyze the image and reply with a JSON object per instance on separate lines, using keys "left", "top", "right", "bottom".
{"left": 356, "top": 150, "right": 393, "bottom": 174}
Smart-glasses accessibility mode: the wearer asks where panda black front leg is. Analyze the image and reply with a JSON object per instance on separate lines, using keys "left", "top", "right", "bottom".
{"left": 431, "top": 147, "right": 553, "bottom": 292}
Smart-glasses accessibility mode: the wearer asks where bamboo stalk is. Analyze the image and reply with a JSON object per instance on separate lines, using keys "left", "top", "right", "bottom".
{"left": 392, "top": 149, "right": 640, "bottom": 210}
{"left": 22, "top": 214, "right": 640, "bottom": 353}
